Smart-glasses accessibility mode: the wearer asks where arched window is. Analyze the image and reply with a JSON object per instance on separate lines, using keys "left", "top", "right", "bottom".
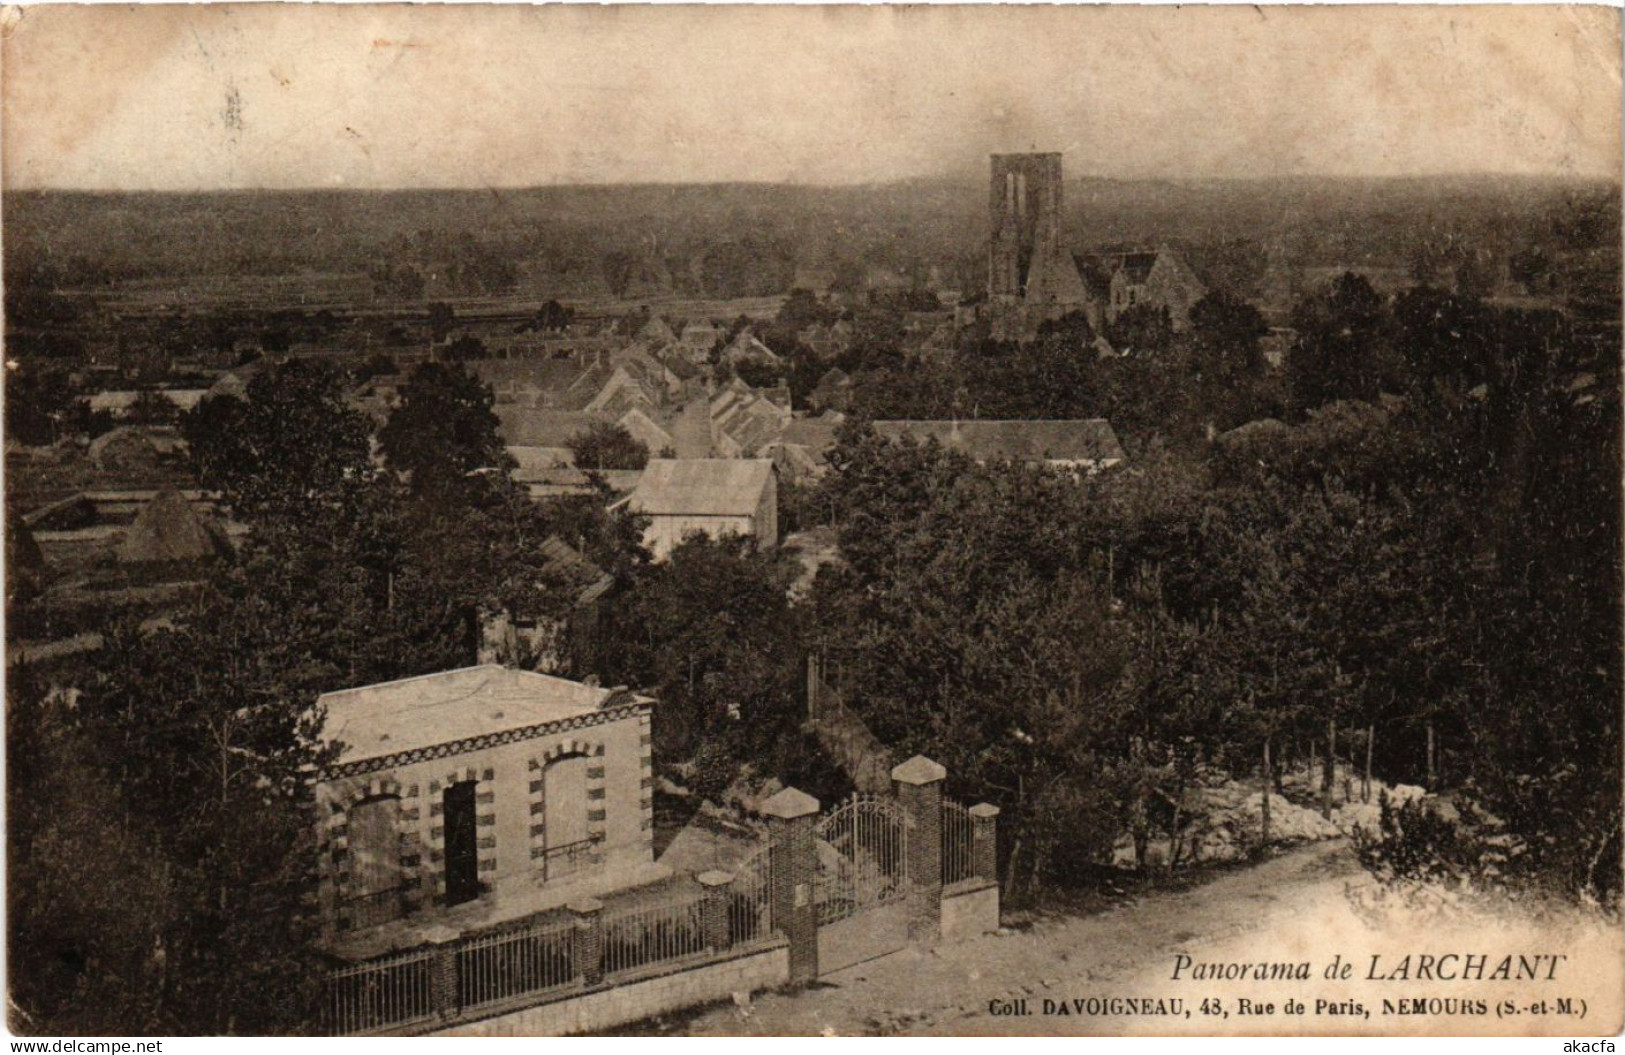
{"left": 541, "top": 754, "right": 592, "bottom": 879}
{"left": 347, "top": 794, "right": 403, "bottom": 927}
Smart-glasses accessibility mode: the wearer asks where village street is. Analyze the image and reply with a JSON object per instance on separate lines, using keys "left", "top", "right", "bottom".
{"left": 663, "top": 839, "right": 1624, "bottom": 1037}
{"left": 664, "top": 839, "right": 1366, "bottom": 1036}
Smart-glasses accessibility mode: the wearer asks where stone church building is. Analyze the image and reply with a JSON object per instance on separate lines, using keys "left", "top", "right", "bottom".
{"left": 980, "top": 151, "right": 1206, "bottom": 340}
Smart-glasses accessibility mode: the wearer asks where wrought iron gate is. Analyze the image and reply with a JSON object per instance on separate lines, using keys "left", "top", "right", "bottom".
{"left": 814, "top": 793, "right": 909, "bottom": 974}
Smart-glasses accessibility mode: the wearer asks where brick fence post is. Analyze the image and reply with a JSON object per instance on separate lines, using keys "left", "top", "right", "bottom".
{"left": 970, "top": 802, "right": 1000, "bottom": 884}
{"left": 422, "top": 924, "right": 461, "bottom": 1024}
{"left": 891, "top": 755, "right": 946, "bottom": 944}
{"left": 569, "top": 897, "right": 605, "bottom": 987}
{"left": 697, "top": 870, "right": 734, "bottom": 952}
{"left": 761, "top": 786, "right": 821, "bottom": 985}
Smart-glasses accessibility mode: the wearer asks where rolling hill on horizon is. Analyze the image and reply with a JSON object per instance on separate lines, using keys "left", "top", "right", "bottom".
{"left": 4, "top": 173, "right": 1617, "bottom": 306}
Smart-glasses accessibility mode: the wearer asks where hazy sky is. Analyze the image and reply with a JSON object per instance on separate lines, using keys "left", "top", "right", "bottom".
{"left": 3, "top": 4, "right": 1619, "bottom": 190}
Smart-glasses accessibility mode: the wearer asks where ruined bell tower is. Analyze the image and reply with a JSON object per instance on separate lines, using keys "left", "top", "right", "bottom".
{"left": 988, "top": 152, "right": 1064, "bottom": 303}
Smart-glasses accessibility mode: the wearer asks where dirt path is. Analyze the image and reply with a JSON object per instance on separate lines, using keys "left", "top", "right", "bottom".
{"left": 665, "top": 839, "right": 1368, "bottom": 1036}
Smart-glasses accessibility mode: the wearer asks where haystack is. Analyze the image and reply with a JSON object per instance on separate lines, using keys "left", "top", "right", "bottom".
{"left": 115, "top": 489, "right": 230, "bottom": 566}
{"left": 6, "top": 517, "right": 46, "bottom": 574}
{"left": 87, "top": 426, "right": 162, "bottom": 472}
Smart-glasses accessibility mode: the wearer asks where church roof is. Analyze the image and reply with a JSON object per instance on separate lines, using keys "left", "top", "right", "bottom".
{"left": 1117, "top": 252, "right": 1160, "bottom": 284}
{"left": 1023, "top": 244, "right": 1090, "bottom": 306}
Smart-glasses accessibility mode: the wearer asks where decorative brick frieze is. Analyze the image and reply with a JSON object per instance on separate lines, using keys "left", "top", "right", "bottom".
{"left": 322, "top": 704, "right": 644, "bottom": 780}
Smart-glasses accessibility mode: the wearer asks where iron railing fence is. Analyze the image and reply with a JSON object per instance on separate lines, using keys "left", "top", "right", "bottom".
{"left": 941, "top": 799, "right": 976, "bottom": 885}
{"left": 601, "top": 894, "right": 708, "bottom": 982}
{"left": 728, "top": 845, "right": 775, "bottom": 946}
{"left": 324, "top": 945, "right": 436, "bottom": 1036}
{"left": 456, "top": 915, "right": 580, "bottom": 1013}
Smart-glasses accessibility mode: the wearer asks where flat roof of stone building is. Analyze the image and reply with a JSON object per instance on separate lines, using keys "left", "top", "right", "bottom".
{"left": 319, "top": 665, "right": 645, "bottom": 766}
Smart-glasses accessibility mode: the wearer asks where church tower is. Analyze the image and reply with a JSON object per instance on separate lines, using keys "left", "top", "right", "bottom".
{"left": 988, "top": 152, "right": 1063, "bottom": 303}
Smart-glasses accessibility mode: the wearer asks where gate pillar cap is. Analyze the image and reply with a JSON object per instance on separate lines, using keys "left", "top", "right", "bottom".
{"left": 891, "top": 755, "right": 947, "bottom": 786}
{"left": 760, "top": 786, "right": 820, "bottom": 819}
{"left": 422, "top": 924, "right": 461, "bottom": 946}
{"left": 567, "top": 897, "right": 605, "bottom": 915}
{"left": 697, "top": 869, "right": 734, "bottom": 887}
{"left": 969, "top": 802, "right": 1001, "bottom": 818}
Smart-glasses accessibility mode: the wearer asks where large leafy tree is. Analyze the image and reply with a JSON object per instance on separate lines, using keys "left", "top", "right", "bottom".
{"left": 379, "top": 362, "right": 512, "bottom": 496}
{"left": 603, "top": 535, "right": 803, "bottom": 778}
{"left": 566, "top": 422, "right": 650, "bottom": 472}
{"left": 1188, "top": 290, "right": 1268, "bottom": 404}
{"left": 1288, "top": 272, "right": 1389, "bottom": 413}
{"left": 809, "top": 430, "right": 1138, "bottom": 890}
{"left": 181, "top": 360, "right": 373, "bottom": 519}
{"left": 9, "top": 577, "right": 338, "bottom": 1034}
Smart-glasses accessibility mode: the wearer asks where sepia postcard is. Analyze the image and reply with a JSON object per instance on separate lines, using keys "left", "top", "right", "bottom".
{"left": 2, "top": 2, "right": 1622, "bottom": 1041}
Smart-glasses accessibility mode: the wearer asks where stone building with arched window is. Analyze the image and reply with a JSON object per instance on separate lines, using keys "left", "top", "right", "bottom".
{"left": 313, "top": 665, "right": 661, "bottom": 949}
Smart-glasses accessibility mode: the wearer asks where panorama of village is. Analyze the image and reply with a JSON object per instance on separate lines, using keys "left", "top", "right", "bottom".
{"left": 4, "top": 5, "right": 1622, "bottom": 1041}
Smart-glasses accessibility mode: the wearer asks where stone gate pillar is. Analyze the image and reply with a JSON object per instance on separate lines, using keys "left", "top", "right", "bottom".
{"left": 762, "top": 786, "right": 820, "bottom": 985}
{"left": 891, "top": 755, "right": 946, "bottom": 944}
